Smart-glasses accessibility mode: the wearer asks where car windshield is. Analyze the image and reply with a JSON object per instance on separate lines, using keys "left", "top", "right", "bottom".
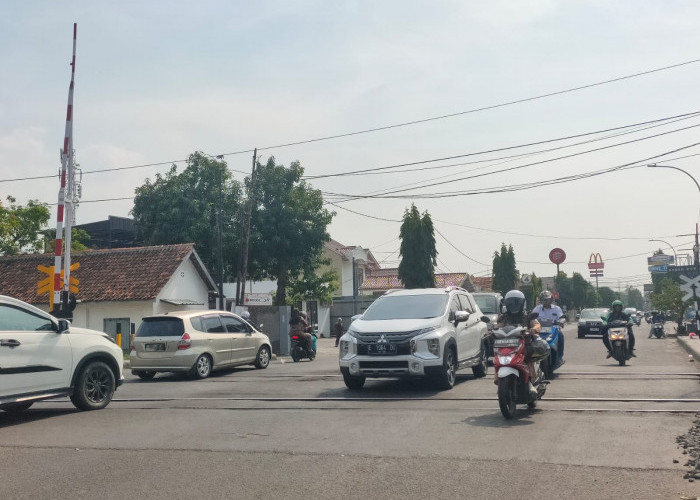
{"left": 624, "top": 308, "right": 637, "bottom": 315}
{"left": 136, "top": 317, "right": 185, "bottom": 337}
{"left": 473, "top": 295, "right": 498, "bottom": 314}
{"left": 580, "top": 310, "right": 602, "bottom": 319}
{"left": 362, "top": 294, "right": 448, "bottom": 320}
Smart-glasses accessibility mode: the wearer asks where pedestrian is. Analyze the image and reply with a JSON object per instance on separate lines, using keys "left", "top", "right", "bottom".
{"left": 334, "top": 317, "right": 344, "bottom": 347}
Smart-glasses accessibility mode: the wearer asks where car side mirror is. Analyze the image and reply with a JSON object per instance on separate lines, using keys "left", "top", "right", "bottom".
{"left": 480, "top": 315, "right": 491, "bottom": 324}
{"left": 57, "top": 319, "right": 70, "bottom": 333}
{"left": 575, "top": 314, "right": 580, "bottom": 320}
{"left": 600, "top": 316, "right": 607, "bottom": 321}
{"left": 454, "top": 310, "right": 470, "bottom": 324}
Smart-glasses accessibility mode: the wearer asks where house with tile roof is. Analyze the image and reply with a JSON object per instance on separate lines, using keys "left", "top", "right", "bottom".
{"left": 322, "top": 239, "right": 381, "bottom": 297}
{"left": 0, "top": 243, "right": 216, "bottom": 349}
{"left": 359, "top": 268, "right": 486, "bottom": 295}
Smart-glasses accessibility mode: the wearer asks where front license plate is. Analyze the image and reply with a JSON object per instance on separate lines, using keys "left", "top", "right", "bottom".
{"left": 494, "top": 338, "right": 520, "bottom": 347}
{"left": 589, "top": 328, "right": 599, "bottom": 332}
{"left": 368, "top": 343, "right": 397, "bottom": 355}
{"left": 145, "top": 343, "right": 165, "bottom": 352}
{"left": 540, "top": 327, "right": 552, "bottom": 334}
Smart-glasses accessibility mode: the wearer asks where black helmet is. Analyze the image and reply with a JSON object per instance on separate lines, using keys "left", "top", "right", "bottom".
{"left": 504, "top": 290, "right": 526, "bottom": 315}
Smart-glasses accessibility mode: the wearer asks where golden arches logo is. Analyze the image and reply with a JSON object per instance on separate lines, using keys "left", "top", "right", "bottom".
{"left": 588, "top": 253, "right": 604, "bottom": 270}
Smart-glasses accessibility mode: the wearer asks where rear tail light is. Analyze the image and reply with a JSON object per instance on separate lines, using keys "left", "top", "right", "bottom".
{"left": 178, "top": 333, "right": 192, "bottom": 350}
{"left": 291, "top": 335, "right": 300, "bottom": 340}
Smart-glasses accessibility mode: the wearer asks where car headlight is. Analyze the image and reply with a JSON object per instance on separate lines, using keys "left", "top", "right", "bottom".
{"left": 426, "top": 339, "right": 440, "bottom": 356}
{"left": 347, "top": 328, "right": 360, "bottom": 339}
{"left": 340, "top": 340, "right": 351, "bottom": 356}
{"left": 413, "top": 325, "right": 441, "bottom": 336}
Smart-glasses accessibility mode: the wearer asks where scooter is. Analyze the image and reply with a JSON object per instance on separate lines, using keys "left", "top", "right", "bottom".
{"left": 606, "top": 320, "right": 631, "bottom": 366}
{"left": 492, "top": 324, "right": 549, "bottom": 419}
{"left": 290, "top": 332, "right": 317, "bottom": 362}
{"left": 538, "top": 318, "right": 564, "bottom": 379}
{"left": 650, "top": 321, "right": 666, "bottom": 339}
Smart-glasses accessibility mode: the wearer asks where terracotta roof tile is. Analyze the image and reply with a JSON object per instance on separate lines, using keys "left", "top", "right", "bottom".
{"left": 360, "top": 269, "right": 468, "bottom": 290}
{"left": 0, "top": 244, "right": 211, "bottom": 305}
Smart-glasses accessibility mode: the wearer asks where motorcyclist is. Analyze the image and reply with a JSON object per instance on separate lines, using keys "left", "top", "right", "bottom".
{"left": 494, "top": 290, "right": 541, "bottom": 396}
{"left": 289, "top": 309, "right": 314, "bottom": 355}
{"left": 531, "top": 290, "right": 565, "bottom": 367}
{"left": 648, "top": 310, "right": 664, "bottom": 338}
{"left": 602, "top": 300, "right": 636, "bottom": 357}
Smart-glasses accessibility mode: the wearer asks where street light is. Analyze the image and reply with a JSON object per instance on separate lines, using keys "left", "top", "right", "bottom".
{"left": 647, "top": 164, "right": 700, "bottom": 194}
{"left": 648, "top": 239, "right": 677, "bottom": 260}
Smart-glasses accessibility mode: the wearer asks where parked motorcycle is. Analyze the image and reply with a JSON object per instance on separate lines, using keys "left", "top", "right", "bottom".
{"left": 290, "top": 332, "right": 317, "bottom": 362}
{"left": 538, "top": 318, "right": 564, "bottom": 379}
{"left": 492, "top": 323, "right": 549, "bottom": 419}
{"left": 649, "top": 321, "right": 666, "bottom": 339}
{"left": 606, "top": 319, "right": 631, "bottom": 366}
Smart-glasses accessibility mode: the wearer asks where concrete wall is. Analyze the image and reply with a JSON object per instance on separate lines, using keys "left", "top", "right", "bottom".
{"left": 246, "top": 305, "right": 291, "bottom": 355}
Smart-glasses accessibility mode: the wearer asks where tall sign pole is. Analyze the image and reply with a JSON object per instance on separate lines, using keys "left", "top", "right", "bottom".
{"left": 52, "top": 23, "right": 77, "bottom": 315}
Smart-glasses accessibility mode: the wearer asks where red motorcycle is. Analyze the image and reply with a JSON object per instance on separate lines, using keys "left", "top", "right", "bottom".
{"left": 492, "top": 324, "right": 549, "bottom": 419}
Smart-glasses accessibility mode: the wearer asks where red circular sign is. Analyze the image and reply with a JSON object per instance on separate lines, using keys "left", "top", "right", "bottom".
{"left": 549, "top": 248, "right": 566, "bottom": 265}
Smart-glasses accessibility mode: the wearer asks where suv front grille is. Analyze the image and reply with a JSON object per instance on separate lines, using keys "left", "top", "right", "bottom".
{"left": 353, "top": 331, "right": 420, "bottom": 343}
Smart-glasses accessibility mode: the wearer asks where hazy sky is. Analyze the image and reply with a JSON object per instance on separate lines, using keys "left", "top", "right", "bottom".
{"left": 2, "top": 1, "right": 700, "bottom": 292}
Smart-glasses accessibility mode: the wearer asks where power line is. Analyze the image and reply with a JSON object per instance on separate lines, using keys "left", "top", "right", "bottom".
{"left": 215, "top": 57, "right": 700, "bottom": 157}
{"left": 304, "top": 111, "right": 700, "bottom": 180}
{"left": 322, "top": 125, "right": 700, "bottom": 200}
{"left": 433, "top": 226, "right": 490, "bottom": 267}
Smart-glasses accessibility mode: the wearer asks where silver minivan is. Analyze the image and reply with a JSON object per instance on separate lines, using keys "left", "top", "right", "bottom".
{"left": 130, "top": 310, "right": 272, "bottom": 380}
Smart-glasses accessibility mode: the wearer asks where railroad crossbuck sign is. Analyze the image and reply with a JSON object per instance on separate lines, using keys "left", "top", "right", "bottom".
{"left": 679, "top": 274, "right": 700, "bottom": 302}
{"left": 38, "top": 263, "right": 80, "bottom": 310}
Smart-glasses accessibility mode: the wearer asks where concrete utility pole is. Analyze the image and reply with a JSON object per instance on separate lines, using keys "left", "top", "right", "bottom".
{"left": 238, "top": 148, "right": 257, "bottom": 307}
{"left": 217, "top": 155, "right": 224, "bottom": 310}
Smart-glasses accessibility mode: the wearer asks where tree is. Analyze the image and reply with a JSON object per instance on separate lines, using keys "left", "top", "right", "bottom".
{"left": 248, "top": 157, "right": 334, "bottom": 305}
{"left": 598, "top": 286, "right": 619, "bottom": 307}
{"left": 571, "top": 272, "right": 590, "bottom": 309}
{"left": 0, "top": 196, "right": 50, "bottom": 255}
{"left": 650, "top": 278, "right": 690, "bottom": 329}
{"left": 42, "top": 227, "right": 91, "bottom": 253}
{"left": 398, "top": 204, "right": 437, "bottom": 289}
{"left": 492, "top": 243, "right": 517, "bottom": 294}
{"left": 286, "top": 267, "right": 339, "bottom": 307}
{"left": 132, "top": 151, "right": 244, "bottom": 281}
{"left": 626, "top": 287, "right": 645, "bottom": 310}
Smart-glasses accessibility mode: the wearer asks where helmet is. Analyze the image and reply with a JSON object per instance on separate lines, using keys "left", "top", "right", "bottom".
{"left": 504, "top": 290, "right": 526, "bottom": 315}
{"left": 240, "top": 310, "right": 251, "bottom": 320}
{"left": 612, "top": 299, "right": 623, "bottom": 310}
{"left": 539, "top": 290, "right": 553, "bottom": 303}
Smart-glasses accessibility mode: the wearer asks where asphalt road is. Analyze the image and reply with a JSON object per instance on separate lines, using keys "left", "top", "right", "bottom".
{"left": 1, "top": 323, "right": 699, "bottom": 500}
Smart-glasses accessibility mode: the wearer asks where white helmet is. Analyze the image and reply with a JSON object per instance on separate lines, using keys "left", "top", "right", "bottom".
{"left": 241, "top": 310, "right": 251, "bottom": 320}
{"left": 504, "top": 290, "right": 526, "bottom": 315}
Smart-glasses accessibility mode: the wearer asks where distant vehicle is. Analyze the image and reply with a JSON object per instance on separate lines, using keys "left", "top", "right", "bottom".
{"left": 577, "top": 308, "right": 609, "bottom": 338}
{"left": 624, "top": 307, "right": 641, "bottom": 326}
{"left": 338, "top": 287, "right": 489, "bottom": 390}
{"left": 130, "top": 310, "right": 272, "bottom": 380}
{"left": 0, "top": 294, "right": 124, "bottom": 413}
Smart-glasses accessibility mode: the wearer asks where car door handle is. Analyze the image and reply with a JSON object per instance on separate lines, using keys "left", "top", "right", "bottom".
{"left": 0, "top": 339, "right": 21, "bottom": 347}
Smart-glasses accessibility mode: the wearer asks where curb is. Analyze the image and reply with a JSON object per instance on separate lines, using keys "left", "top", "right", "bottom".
{"left": 677, "top": 336, "right": 700, "bottom": 363}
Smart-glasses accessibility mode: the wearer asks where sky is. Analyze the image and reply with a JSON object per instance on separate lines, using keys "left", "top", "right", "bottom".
{"left": 2, "top": 0, "right": 700, "bottom": 293}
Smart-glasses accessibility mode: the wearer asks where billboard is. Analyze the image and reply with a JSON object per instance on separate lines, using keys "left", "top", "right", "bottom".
{"left": 647, "top": 254, "right": 674, "bottom": 265}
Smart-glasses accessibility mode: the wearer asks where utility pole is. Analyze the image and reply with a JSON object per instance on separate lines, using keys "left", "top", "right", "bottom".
{"left": 217, "top": 155, "right": 224, "bottom": 310}
{"left": 238, "top": 148, "right": 257, "bottom": 307}
{"left": 695, "top": 223, "right": 699, "bottom": 332}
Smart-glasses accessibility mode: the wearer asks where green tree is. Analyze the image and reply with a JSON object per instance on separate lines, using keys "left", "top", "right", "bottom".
{"left": 0, "top": 196, "right": 50, "bottom": 255}
{"left": 248, "top": 157, "right": 334, "bottom": 305}
{"left": 585, "top": 287, "right": 601, "bottom": 307}
{"left": 42, "top": 227, "right": 91, "bottom": 253}
{"left": 571, "top": 272, "right": 591, "bottom": 309}
{"left": 626, "top": 287, "right": 645, "bottom": 310}
{"left": 398, "top": 204, "right": 437, "bottom": 289}
{"left": 598, "top": 286, "right": 619, "bottom": 307}
{"left": 555, "top": 271, "right": 573, "bottom": 310}
{"left": 492, "top": 243, "right": 517, "bottom": 294}
{"left": 286, "top": 267, "right": 339, "bottom": 307}
{"left": 650, "top": 278, "right": 689, "bottom": 329}
{"left": 132, "top": 151, "right": 244, "bottom": 281}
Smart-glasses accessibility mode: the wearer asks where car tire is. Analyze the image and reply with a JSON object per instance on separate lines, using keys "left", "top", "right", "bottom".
{"left": 343, "top": 373, "right": 365, "bottom": 390}
{"left": 472, "top": 341, "right": 488, "bottom": 378}
{"left": 70, "top": 360, "right": 116, "bottom": 411}
{"left": 254, "top": 345, "right": 271, "bottom": 369}
{"left": 189, "top": 354, "right": 212, "bottom": 379}
{"left": 134, "top": 371, "right": 156, "bottom": 380}
{"left": 432, "top": 346, "right": 457, "bottom": 390}
{"left": 1, "top": 402, "right": 34, "bottom": 413}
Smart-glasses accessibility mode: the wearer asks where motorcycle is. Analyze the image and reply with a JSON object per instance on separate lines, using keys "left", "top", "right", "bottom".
{"left": 290, "top": 331, "right": 317, "bottom": 362}
{"left": 538, "top": 318, "right": 564, "bottom": 379}
{"left": 606, "top": 319, "right": 631, "bottom": 366}
{"left": 492, "top": 323, "right": 549, "bottom": 419}
{"left": 650, "top": 321, "right": 666, "bottom": 339}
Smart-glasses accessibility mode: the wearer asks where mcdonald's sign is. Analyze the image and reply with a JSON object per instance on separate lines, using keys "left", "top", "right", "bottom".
{"left": 588, "top": 253, "right": 604, "bottom": 270}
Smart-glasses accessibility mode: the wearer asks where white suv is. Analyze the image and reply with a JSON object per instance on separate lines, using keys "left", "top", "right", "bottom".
{"left": 0, "top": 295, "right": 124, "bottom": 413}
{"left": 338, "top": 287, "right": 489, "bottom": 390}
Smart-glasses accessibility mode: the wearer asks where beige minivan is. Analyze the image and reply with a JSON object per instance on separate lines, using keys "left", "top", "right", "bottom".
{"left": 130, "top": 310, "right": 272, "bottom": 380}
